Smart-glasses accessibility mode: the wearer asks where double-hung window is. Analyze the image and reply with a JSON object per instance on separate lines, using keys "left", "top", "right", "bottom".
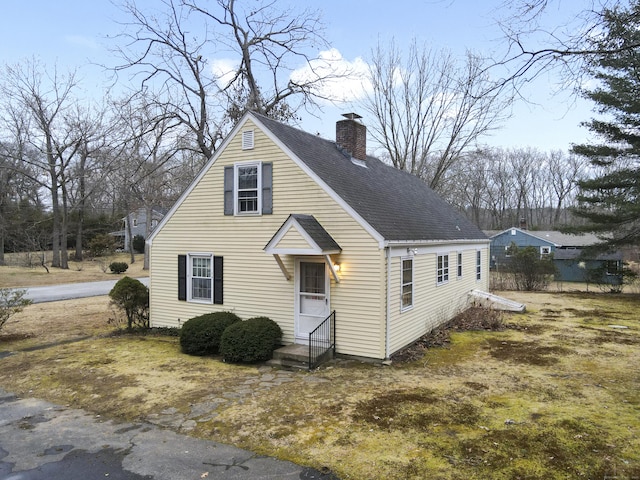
{"left": 457, "top": 252, "right": 463, "bottom": 278}
{"left": 437, "top": 254, "right": 449, "bottom": 285}
{"left": 236, "top": 163, "right": 260, "bottom": 214}
{"left": 189, "top": 254, "right": 213, "bottom": 302}
{"left": 476, "top": 250, "right": 482, "bottom": 280}
{"left": 401, "top": 257, "right": 413, "bottom": 311}
{"left": 178, "top": 254, "right": 223, "bottom": 304}
{"left": 224, "top": 161, "right": 272, "bottom": 216}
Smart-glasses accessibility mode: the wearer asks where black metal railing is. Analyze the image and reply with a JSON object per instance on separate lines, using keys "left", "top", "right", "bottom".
{"left": 308, "top": 310, "right": 336, "bottom": 370}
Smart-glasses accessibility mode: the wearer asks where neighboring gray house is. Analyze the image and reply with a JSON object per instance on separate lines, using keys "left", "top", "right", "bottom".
{"left": 111, "top": 207, "right": 166, "bottom": 251}
{"left": 488, "top": 227, "right": 623, "bottom": 284}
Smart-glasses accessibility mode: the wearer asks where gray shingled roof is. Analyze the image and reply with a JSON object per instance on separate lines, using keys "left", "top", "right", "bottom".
{"left": 289, "top": 214, "right": 342, "bottom": 252}
{"left": 254, "top": 113, "right": 486, "bottom": 242}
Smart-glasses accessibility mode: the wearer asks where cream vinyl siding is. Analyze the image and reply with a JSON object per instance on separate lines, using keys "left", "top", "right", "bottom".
{"left": 387, "top": 246, "right": 489, "bottom": 355}
{"left": 274, "top": 226, "right": 309, "bottom": 249}
{"left": 150, "top": 119, "right": 386, "bottom": 359}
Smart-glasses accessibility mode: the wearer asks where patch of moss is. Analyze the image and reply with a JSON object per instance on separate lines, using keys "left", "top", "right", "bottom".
{"left": 443, "top": 417, "right": 615, "bottom": 478}
{"left": 577, "top": 326, "right": 640, "bottom": 345}
{"left": 484, "top": 339, "right": 571, "bottom": 366}
{"left": 352, "top": 388, "right": 483, "bottom": 432}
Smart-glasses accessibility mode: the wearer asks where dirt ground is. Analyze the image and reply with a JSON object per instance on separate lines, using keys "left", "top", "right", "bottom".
{"left": 0, "top": 284, "right": 638, "bottom": 479}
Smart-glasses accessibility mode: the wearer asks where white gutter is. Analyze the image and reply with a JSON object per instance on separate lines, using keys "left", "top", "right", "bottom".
{"left": 385, "top": 238, "right": 491, "bottom": 247}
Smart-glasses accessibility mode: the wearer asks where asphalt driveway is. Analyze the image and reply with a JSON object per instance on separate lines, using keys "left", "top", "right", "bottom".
{"left": 20, "top": 278, "right": 150, "bottom": 304}
{"left": 0, "top": 387, "right": 336, "bottom": 480}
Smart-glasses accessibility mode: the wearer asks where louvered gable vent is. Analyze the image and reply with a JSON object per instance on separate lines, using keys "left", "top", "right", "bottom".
{"left": 242, "top": 129, "right": 254, "bottom": 150}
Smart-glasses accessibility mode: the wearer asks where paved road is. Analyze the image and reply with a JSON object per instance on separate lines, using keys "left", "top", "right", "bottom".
{"left": 0, "top": 388, "right": 336, "bottom": 480}
{"left": 20, "top": 278, "right": 150, "bottom": 304}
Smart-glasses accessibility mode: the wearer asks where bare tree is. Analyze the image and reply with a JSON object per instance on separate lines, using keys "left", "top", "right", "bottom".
{"left": 362, "top": 39, "right": 512, "bottom": 191}
{"left": 112, "top": 0, "right": 222, "bottom": 161}
{"left": 110, "top": 93, "right": 184, "bottom": 268}
{"left": 547, "top": 150, "right": 586, "bottom": 226}
{"left": 63, "top": 102, "right": 113, "bottom": 261}
{"left": 495, "top": 0, "right": 632, "bottom": 91}
{"left": 112, "top": 0, "right": 336, "bottom": 161}
{"left": 0, "top": 60, "right": 80, "bottom": 269}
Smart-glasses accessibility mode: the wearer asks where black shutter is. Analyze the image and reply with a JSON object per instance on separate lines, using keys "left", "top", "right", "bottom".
{"left": 262, "top": 162, "right": 273, "bottom": 214}
{"left": 213, "top": 256, "right": 223, "bottom": 304}
{"left": 178, "top": 255, "right": 187, "bottom": 301}
{"left": 224, "top": 166, "right": 234, "bottom": 215}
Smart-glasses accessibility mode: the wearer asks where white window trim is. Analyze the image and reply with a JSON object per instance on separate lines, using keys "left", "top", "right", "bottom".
{"left": 437, "top": 253, "right": 449, "bottom": 286}
{"left": 234, "top": 161, "right": 262, "bottom": 216}
{"left": 400, "top": 256, "right": 414, "bottom": 312}
{"left": 476, "top": 250, "right": 482, "bottom": 281}
{"left": 187, "top": 253, "right": 214, "bottom": 304}
{"left": 457, "top": 251, "right": 463, "bottom": 279}
{"left": 540, "top": 246, "right": 551, "bottom": 255}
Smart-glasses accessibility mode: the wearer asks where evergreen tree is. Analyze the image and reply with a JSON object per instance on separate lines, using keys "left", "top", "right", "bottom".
{"left": 571, "top": 2, "right": 640, "bottom": 250}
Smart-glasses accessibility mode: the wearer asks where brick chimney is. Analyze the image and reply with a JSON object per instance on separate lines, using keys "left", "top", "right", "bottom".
{"left": 519, "top": 218, "right": 527, "bottom": 230}
{"left": 336, "top": 113, "right": 366, "bottom": 160}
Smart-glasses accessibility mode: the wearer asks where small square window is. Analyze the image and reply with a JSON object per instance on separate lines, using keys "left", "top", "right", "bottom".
{"left": 606, "top": 260, "right": 620, "bottom": 275}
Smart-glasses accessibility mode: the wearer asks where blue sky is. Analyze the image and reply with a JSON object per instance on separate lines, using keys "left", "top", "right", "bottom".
{"left": 1, "top": 0, "right": 595, "bottom": 151}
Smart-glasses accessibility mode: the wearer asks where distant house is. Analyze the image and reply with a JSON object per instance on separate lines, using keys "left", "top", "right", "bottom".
{"left": 147, "top": 112, "right": 492, "bottom": 363}
{"left": 487, "top": 227, "right": 623, "bottom": 284}
{"left": 110, "top": 207, "right": 166, "bottom": 251}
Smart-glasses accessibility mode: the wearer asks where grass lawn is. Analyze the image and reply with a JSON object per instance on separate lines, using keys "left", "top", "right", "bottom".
{"left": 0, "top": 253, "right": 147, "bottom": 288}
{"left": 0, "top": 288, "right": 638, "bottom": 479}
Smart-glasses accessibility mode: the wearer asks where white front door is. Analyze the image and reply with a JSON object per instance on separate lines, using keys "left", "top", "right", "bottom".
{"left": 295, "top": 258, "right": 330, "bottom": 344}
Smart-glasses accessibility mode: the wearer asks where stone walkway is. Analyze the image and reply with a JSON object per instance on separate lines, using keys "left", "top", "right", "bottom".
{"left": 147, "top": 366, "right": 330, "bottom": 432}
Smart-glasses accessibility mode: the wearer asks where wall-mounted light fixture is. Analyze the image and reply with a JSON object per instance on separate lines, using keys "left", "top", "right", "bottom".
{"left": 333, "top": 263, "right": 341, "bottom": 272}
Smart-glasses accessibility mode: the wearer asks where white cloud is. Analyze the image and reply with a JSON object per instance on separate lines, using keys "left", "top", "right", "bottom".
{"left": 210, "top": 58, "right": 239, "bottom": 89}
{"left": 290, "top": 48, "right": 372, "bottom": 104}
{"left": 64, "top": 35, "right": 98, "bottom": 50}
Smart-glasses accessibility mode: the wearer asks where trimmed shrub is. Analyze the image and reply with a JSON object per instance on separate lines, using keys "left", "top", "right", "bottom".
{"left": 132, "top": 234, "right": 146, "bottom": 254}
{"left": 108, "top": 277, "right": 149, "bottom": 330}
{"left": 109, "top": 262, "right": 129, "bottom": 274}
{"left": 180, "top": 311, "right": 242, "bottom": 356}
{"left": 220, "top": 316, "right": 283, "bottom": 363}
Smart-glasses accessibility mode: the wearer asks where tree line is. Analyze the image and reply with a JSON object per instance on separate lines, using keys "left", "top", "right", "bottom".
{"left": 1, "top": 0, "right": 638, "bottom": 268}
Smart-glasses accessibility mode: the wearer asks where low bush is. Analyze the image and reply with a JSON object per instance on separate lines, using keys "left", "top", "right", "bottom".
{"left": 108, "top": 277, "right": 149, "bottom": 330}
{"left": 132, "top": 234, "right": 146, "bottom": 254}
{"left": 0, "top": 288, "right": 31, "bottom": 332}
{"left": 220, "top": 316, "right": 283, "bottom": 363}
{"left": 180, "top": 311, "right": 242, "bottom": 356}
{"left": 109, "top": 262, "right": 129, "bottom": 274}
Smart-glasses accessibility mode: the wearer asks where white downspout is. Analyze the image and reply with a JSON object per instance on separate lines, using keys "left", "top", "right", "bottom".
{"left": 385, "top": 246, "right": 391, "bottom": 359}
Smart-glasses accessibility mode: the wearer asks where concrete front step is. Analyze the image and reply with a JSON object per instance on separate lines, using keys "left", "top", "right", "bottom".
{"left": 267, "top": 344, "right": 310, "bottom": 370}
{"left": 267, "top": 344, "right": 335, "bottom": 371}
{"left": 272, "top": 344, "right": 310, "bottom": 363}
{"left": 265, "top": 357, "right": 309, "bottom": 371}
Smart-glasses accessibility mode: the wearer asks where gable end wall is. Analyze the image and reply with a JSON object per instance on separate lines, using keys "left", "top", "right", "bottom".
{"left": 149, "top": 119, "right": 386, "bottom": 359}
